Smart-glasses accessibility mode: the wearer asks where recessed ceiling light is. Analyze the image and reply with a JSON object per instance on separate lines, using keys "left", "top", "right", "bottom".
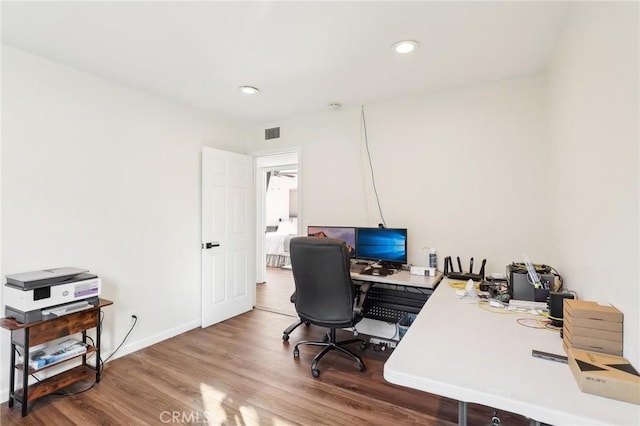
{"left": 239, "top": 86, "right": 259, "bottom": 94}
{"left": 392, "top": 40, "right": 420, "bottom": 54}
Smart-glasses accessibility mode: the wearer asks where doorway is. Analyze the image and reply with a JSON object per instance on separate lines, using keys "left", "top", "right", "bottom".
{"left": 255, "top": 152, "right": 300, "bottom": 317}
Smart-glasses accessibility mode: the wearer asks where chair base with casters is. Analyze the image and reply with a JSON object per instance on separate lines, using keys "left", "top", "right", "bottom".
{"left": 282, "top": 318, "right": 309, "bottom": 341}
{"left": 293, "top": 328, "right": 367, "bottom": 378}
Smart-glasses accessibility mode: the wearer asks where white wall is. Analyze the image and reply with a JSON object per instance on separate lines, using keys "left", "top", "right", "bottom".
{"left": 266, "top": 174, "right": 297, "bottom": 226}
{"left": 547, "top": 2, "right": 639, "bottom": 366}
{"left": 249, "top": 76, "right": 551, "bottom": 273}
{"left": 0, "top": 46, "right": 246, "bottom": 398}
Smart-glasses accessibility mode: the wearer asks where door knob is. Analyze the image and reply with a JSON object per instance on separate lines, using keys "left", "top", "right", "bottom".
{"left": 202, "top": 242, "right": 220, "bottom": 249}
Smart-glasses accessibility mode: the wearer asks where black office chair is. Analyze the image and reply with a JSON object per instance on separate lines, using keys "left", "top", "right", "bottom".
{"left": 282, "top": 292, "right": 308, "bottom": 341}
{"left": 289, "top": 236, "right": 369, "bottom": 378}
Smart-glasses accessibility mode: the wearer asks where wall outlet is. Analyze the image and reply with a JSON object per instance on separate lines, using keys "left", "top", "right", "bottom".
{"left": 128, "top": 312, "right": 138, "bottom": 326}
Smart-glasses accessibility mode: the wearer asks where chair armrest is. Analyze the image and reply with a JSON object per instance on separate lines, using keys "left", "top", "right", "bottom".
{"left": 353, "top": 282, "right": 372, "bottom": 316}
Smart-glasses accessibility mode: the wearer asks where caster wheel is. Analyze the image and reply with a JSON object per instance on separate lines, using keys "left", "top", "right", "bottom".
{"left": 293, "top": 348, "right": 299, "bottom": 358}
{"left": 322, "top": 334, "right": 329, "bottom": 343}
{"left": 282, "top": 334, "right": 289, "bottom": 341}
{"left": 311, "top": 368, "right": 320, "bottom": 378}
{"left": 304, "top": 322, "right": 310, "bottom": 326}
{"left": 359, "top": 364, "right": 366, "bottom": 373}
{"left": 359, "top": 342, "right": 367, "bottom": 350}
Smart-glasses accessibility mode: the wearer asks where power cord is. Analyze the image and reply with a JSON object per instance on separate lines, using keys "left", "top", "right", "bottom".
{"left": 57, "top": 313, "right": 138, "bottom": 395}
{"left": 101, "top": 314, "right": 137, "bottom": 370}
{"left": 361, "top": 105, "right": 386, "bottom": 227}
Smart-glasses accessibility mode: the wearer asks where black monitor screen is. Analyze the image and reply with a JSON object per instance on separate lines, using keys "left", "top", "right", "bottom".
{"left": 356, "top": 228, "right": 407, "bottom": 265}
{"left": 307, "top": 226, "right": 356, "bottom": 258}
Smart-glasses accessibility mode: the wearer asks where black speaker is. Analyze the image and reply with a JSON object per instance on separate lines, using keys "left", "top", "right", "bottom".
{"left": 549, "top": 292, "right": 574, "bottom": 327}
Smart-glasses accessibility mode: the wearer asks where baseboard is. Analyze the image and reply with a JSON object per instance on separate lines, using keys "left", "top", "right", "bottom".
{"left": 102, "top": 319, "right": 201, "bottom": 362}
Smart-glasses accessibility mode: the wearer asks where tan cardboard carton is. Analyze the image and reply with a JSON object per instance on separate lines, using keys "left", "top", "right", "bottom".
{"left": 568, "top": 324, "right": 623, "bottom": 342}
{"left": 564, "top": 312, "right": 623, "bottom": 332}
{"left": 564, "top": 327, "right": 623, "bottom": 355}
{"left": 564, "top": 299, "right": 623, "bottom": 323}
{"left": 567, "top": 348, "right": 640, "bottom": 405}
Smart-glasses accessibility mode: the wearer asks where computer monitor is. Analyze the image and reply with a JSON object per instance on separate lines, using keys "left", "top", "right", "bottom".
{"left": 356, "top": 227, "right": 408, "bottom": 267}
{"left": 307, "top": 226, "right": 356, "bottom": 258}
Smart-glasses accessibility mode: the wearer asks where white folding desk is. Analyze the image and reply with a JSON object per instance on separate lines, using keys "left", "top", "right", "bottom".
{"left": 351, "top": 269, "right": 442, "bottom": 290}
{"left": 384, "top": 279, "right": 640, "bottom": 425}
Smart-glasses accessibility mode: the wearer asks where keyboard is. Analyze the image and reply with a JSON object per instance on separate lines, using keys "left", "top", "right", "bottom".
{"left": 363, "top": 287, "right": 430, "bottom": 322}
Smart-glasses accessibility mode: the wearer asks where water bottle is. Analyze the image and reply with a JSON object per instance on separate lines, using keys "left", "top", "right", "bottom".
{"left": 429, "top": 248, "right": 437, "bottom": 269}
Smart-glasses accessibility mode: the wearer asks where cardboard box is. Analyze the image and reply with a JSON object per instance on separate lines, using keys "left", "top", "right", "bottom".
{"left": 568, "top": 324, "right": 623, "bottom": 342}
{"left": 564, "top": 327, "right": 623, "bottom": 356}
{"left": 563, "top": 299, "right": 625, "bottom": 357}
{"left": 567, "top": 348, "right": 640, "bottom": 405}
{"left": 564, "top": 299, "right": 623, "bottom": 323}
{"left": 564, "top": 312, "right": 623, "bottom": 332}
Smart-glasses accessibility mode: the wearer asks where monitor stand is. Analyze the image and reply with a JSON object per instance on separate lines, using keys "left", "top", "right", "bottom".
{"left": 376, "top": 260, "right": 403, "bottom": 270}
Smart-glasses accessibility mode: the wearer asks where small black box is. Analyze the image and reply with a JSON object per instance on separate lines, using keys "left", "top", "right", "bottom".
{"left": 549, "top": 291, "right": 574, "bottom": 326}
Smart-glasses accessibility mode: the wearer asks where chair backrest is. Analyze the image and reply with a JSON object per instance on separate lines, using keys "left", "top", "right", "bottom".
{"left": 289, "top": 236, "right": 357, "bottom": 329}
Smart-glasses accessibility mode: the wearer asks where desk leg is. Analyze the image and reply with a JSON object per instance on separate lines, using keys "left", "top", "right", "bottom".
{"left": 458, "top": 401, "right": 467, "bottom": 426}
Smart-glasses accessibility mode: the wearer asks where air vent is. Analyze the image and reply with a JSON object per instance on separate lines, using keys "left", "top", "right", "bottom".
{"left": 265, "top": 127, "right": 280, "bottom": 140}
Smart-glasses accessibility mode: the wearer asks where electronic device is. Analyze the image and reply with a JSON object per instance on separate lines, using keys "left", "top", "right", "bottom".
{"left": 507, "top": 262, "right": 555, "bottom": 302}
{"left": 5, "top": 267, "right": 89, "bottom": 290}
{"left": 548, "top": 291, "right": 575, "bottom": 326}
{"left": 41, "top": 300, "right": 92, "bottom": 316}
{"left": 363, "top": 286, "right": 429, "bottom": 323}
{"left": 355, "top": 227, "right": 407, "bottom": 268}
{"left": 410, "top": 266, "right": 435, "bottom": 277}
{"left": 443, "top": 255, "right": 486, "bottom": 281}
{"left": 359, "top": 266, "right": 393, "bottom": 277}
{"left": 508, "top": 299, "right": 548, "bottom": 310}
{"left": 4, "top": 268, "right": 101, "bottom": 323}
{"left": 307, "top": 226, "right": 356, "bottom": 258}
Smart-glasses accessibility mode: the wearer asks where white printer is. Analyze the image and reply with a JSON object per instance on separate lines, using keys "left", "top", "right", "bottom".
{"left": 4, "top": 267, "right": 101, "bottom": 323}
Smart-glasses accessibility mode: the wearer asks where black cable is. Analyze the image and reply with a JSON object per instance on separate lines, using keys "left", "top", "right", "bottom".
{"left": 53, "top": 381, "right": 96, "bottom": 397}
{"left": 361, "top": 105, "right": 386, "bottom": 227}
{"left": 102, "top": 315, "right": 137, "bottom": 366}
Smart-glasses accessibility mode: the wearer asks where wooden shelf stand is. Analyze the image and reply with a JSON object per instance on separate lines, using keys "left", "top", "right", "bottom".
{"left": 1, "top": 298, "right": 112, "bottom": 416}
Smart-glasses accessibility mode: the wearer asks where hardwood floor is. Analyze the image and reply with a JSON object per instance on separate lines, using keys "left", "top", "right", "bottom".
{"left": 1, "top": 307, "right": 531, "bottom": 425}
{"left": 1, "top": 269, "right": 530, "bottom": 424}
{"left": 255, "top": 267, "right": 297, "bottom": 317}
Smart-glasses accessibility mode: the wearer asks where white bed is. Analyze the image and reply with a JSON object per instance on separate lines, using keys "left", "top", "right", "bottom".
{"left": 265, "top": 219, "right": 297, "bottom": 267}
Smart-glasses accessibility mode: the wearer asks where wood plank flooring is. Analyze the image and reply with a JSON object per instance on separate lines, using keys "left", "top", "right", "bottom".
{"left": 1, "top": 307, "right": 531, "bottom": 425}
{"left": 2, "top": 269, "right": 531, "bottom": 425}
{"left": 255, "top": 267, "right": 297, "bottom": 317}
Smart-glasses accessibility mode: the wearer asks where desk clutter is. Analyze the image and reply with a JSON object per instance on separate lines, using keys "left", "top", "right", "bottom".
{"left": 458, "top": 275, "right": 638, "bottom": 406}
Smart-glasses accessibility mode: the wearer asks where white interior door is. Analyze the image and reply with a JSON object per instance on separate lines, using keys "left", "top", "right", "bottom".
{"left": 202, "top": 147, "right": 255, "bottom": 328}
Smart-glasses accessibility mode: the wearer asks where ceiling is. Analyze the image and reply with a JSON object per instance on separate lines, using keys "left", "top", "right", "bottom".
{"left": 1, "top": 1, "right": 570, "bottom": 125}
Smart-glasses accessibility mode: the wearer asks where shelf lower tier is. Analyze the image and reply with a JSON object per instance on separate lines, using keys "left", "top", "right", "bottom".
{"left": 16, "top": 346, "right": 97, "bottom": 374}
{"left": 13, "top": 364, "right": 97, "bottom": 403}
